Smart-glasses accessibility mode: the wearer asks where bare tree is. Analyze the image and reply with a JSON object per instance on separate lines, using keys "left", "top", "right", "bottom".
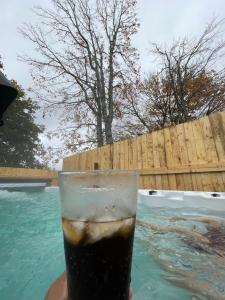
{"left": 20, "top": 0, "right": 139, "bottom": 149}
{"left": 119, "top": 68, "right": 225, "bottom": 138}
{"left": 116, "top": 19, "right": 225, "bottom": 138}
{"left": 151, "top": 18, "right": 225, "bottom": 123}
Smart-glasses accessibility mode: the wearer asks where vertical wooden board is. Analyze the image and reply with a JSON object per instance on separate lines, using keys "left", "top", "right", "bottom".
{"left": 183, "top": 122, "right": 198, "bottom": 166}
{"left": 209, "top": 173, "right": 218, "bottom": 192}
{"left": 90, "top": 150, "right": 94, "bottom": 169}
{"left": 117, "top": 142, "right": 121, "bottom": 170}
{"left": 101, "top": 146, "right": 105, "bottom": 169}
{"left": 74, "top": 156, "right": 79, "bottom": 170}
{"left": 73, "top": 155, "right": 76, "bottom": 170}
{"left": 146, "top": 175, "right": 154, "bottom": 189}
{"left": 77, "top": 154, "right": 81, "bottom": 169}
{"left": 129, "top": 138, "right": 137, "bottom": 170}
{"left": 182, "top": 174, "right": 193, "bottom": 191}
{"left": 155, "top": 175, "right": 162, "bottom": 189}
{"left": 152, "top": 131, "right": 161, "bottom": 168}
{"left": 88, "top": 150, "right": 92, "bottom": 169}
{"left": 92, "top": 149, "right": 97, "bottom": 169}
{"left": 76, "top": 155, "right": 80, "bottom": 169}
{"left": 77, "top": 154, "right": 81, "bottom": 170}
{"left": 99, "top": 146, "right": 105, "bottom": 169}
{"left": 175, "top": 174, "right": 185, "bottom": 190}
{"left": 169, "top": 126, "right": 182, "bottom": 168}
{"left": 132, "top": 137, "right": 138, "bottom": 170}
{"left": 141, "top": 135, "right": 148, "bottom": 169}
{"left": 156, "top": 129, "right": 166, "bottom": 168}
{"left": 63, "top": 158, "right": 67, "bottom": 170}
{"left": 191, "top": 119, "right": 207, "bottom": 165}
{"left": 99, "top": 147, "right": 104, "bottom": 169}
{"left": 215, "top": 173, "right": 225, "bottom": 192}
{"left": 83, "top": 151, "right": 88, "bottom": 169}
{"left": 110, "top": 144, "right": 114, "bottom": 169}
{"left": 112, "top": 142, "right": 118, "bottom": 169}
{"left": 168, "top": 174, "right": 177, "bottom": 190}
{"left": 138, "top": 176, "right": 143, "bottom": 189}
{"left": 96, "top": 147, "right": 100, "bottom": 170}
{"left": 70, "top": 156, "right": 75, "bottom": 170}
{"left": 99, "top": 146, "right": 103, "bottom": 170}
{"left": 91, "top": 149, "right": 98, "bottom": 169}
{"left": 136, "top": 136, "right": 143, "bottom": 170}
{"left": 96, "top": 148, "right": 100, "bottom": 168}
{"left": 106, "top": 145, "right": 112, "bottom": 169}
{"left": 176, "top": 123, "right": 189, "bottom": 166}
{"left": 88, "top": 150, "right": 93, "bottom": 169}
{"left": 163, "top": 128, "right": 174, "bottom": 168}
{"left": 119, "top": 141, "right": 125, "bottom": 170}
{"left": 191, "top": 174, "right": 198, "bottom": 191}
{"left": 126, "top": 139, "right": 132, "bottom": 170}
{"left": 199, "top": 116, "right": 218, "bottom": 164}
{"left": 204, "top": 173, "right": 214, "bottom": 192}
{"left": 218, "top": 111, "right": 225, "bottom": 159}
{"left": 64, "top": 157, "right": 70, "bottom": 169}
{"left": 80, "top": 152, "right": 84, "bottom": 169}
{"left": 210, "top": 172, "right": 219, "bottom": 192}
{"left": 141, "top": 176, "right": 147, "bottom": 189}
{"left": 195, "top": 173, "right": 203, "bottom": 191}
{"left": 62, "top": 158, "right": 69, "bottom": 170}
{"left": 199, "top": 173, "right": 212, "bottom": 191}
{"left": 85, "top": 150, "right": 90, "bottom": 169}
{"left": 161, "top": 175, "right": 169, "bottom": 190}
{"left": 209, "top": 112, "right": 225, "bottom": 163}
{"left": 123, "top": 139, "right": 129, "bottom": 170}
{"left": 139, "top": 176, "right": 145, "bottom": 189}
{"left": 79, "top": 154, "right": 83, "bottom": 169}
{"left": 95, "top": 148, "right": 100, "bottom": 169}
{"left": 145, "top": 133, "right": 154, "bottom": 168}
{"left": 141, "top": 134, "right": 151, "bottom": 187}
{"left": 200, "top": 174, "right": 213, "bottom": 192}
{"left": 107, "top": 145, "right": 112, "bottom": 169}
{"left": 221, "top": 172, "right": 225, "bottom": 191}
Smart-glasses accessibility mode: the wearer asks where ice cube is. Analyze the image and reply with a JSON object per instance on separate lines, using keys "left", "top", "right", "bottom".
{"left": 62, "top": 219, "right": 86, "bottom": 245}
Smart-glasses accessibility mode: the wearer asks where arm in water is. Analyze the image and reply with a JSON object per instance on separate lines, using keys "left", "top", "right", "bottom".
{"left": 45, "top": 272, "right": 133, "bottom": 300}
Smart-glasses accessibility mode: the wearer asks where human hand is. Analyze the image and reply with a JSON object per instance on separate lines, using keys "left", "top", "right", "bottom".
{"left": 45, "top": 272, "right": 132, "bottom": 300}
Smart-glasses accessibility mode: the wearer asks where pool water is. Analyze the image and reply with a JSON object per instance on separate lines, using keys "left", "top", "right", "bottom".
{"left": 0, "top": 188, "right": 224, "bottom": 300}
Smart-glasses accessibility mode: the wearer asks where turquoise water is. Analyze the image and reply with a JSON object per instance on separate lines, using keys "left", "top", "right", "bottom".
{"left": 0, "top": 188, "right": 224, "bottom": 300}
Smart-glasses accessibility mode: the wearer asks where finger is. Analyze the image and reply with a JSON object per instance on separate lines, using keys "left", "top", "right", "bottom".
{"left": 129, "top": 287, "right": 132, "bottom": 299}
{"left": 44, "top": 272, "right": 68, "bottom": 300}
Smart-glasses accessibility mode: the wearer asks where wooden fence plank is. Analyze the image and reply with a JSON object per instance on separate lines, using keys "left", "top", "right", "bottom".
{"left": 146, "top": 133, "right": 154, "bottom": 168}
{"left": 169, "top": 126, "right": 182, "bottom": 167}
{"left": 199, "top": 116, "right": 218, "bottom": 164}
{"left": 152, "top": 131, "right": 161, "bottom": 168}
{"left": 209, "top": 112, "right": 225, "bottom": 163}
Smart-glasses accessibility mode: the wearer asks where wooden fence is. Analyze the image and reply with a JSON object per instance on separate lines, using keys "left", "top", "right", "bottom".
{"left": 63, "top": 111, "right": 225, "bottom": 192}
{"left": 0, "top": 168, "right": 58, "bottom": 186}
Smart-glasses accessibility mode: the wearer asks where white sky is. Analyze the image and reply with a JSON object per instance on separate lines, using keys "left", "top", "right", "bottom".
{"left": 1, "top": 0, "right": 225, "bottom": 87}
{"left": 1, "top": 0, "right": 225, "bottom": 167}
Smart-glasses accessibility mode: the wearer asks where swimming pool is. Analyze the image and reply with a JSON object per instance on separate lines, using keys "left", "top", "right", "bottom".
{"left": 0, "top": 188, "right": 224, "bottom": 299}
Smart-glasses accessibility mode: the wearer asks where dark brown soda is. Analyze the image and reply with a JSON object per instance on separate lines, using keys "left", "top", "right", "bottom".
{"left": 63, "top": 219, "right": 135, "bottom": 300}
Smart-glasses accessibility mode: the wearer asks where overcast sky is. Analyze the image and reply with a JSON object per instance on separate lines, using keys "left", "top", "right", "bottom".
{"left": 1, "top": 0, "right": 225, "bottom": 86}
{"left": 1, "top": 0, "right": 225, "bottom": 167}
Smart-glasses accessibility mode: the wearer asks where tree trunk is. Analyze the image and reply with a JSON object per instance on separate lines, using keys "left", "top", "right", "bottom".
{"left": 96, "top": 113, "right": 104, "bottom": 147}
{"left": 105, "top": 117, "right": 113, "bottom": 144}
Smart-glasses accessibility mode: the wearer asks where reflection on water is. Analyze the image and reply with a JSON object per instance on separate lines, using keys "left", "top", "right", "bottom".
{"left": 135, "top": 204, "right": 225, "bottom": 300}
{"left": 0, "top": 182, "right": 47, "bottom": 193}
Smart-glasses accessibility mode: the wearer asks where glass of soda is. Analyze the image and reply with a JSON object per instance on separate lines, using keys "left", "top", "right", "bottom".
{"left": 59, "top": 170, "right": 138, "bottom": 300}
